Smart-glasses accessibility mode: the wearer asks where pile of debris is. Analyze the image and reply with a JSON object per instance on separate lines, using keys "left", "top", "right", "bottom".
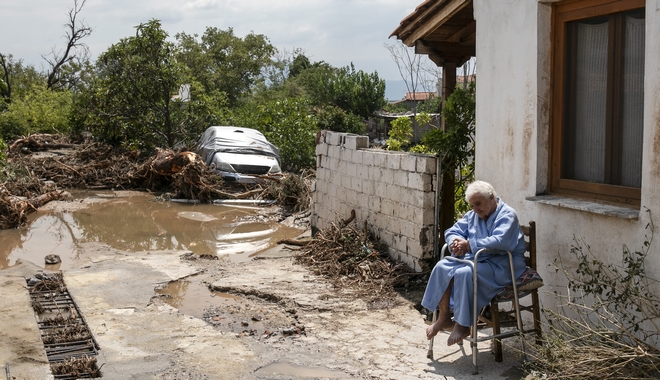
{"left": 0, "top": 134, "right": 311, "bottom": 229}
{"left": 293, "top": 211, "right": 416, "bottom": 307}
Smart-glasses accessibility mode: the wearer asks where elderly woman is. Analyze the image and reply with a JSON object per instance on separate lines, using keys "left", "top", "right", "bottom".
{"left": 422, "top": 180, "right": 527, "bottom": 345}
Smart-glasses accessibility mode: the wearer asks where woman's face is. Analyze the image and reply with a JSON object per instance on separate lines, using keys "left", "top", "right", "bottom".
{"left": 468, "top": 193, "right": 497, "bottom": 220}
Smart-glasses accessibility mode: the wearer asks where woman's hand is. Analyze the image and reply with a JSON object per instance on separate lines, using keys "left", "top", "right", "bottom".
{"left": 450, "top": 238, "right": 470, "bottom": 257}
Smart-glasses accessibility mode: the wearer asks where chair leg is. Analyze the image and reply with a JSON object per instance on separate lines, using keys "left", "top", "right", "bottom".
{"left": 532, "top": 290, "right": 542, "bottom": 346}
{"left": 490, "top": 300, "right": 503, "bottom": 362}
{"left": 427, "top": 309, "right": 437, "bottom": 359}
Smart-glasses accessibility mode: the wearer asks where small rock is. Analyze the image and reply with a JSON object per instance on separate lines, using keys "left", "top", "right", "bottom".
{"left": 44, "top": 254, "right": 61, "bottom": 265}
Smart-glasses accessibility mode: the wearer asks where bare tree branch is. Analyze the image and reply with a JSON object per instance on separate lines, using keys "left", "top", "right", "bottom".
{"left": 384, "top": 41, "right": 442, "bottom": 113}
{"left": 43, "top": 0, "right": 92, "bottom": 90}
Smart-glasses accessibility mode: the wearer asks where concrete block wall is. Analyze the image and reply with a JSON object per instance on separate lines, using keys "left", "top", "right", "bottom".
{"left": 311, "top": 130, "right": 438, "bottom": 271}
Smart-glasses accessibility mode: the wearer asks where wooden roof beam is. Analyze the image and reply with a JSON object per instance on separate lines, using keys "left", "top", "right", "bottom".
{"left": 446, "top": 19, "right": 476, "bottom": 43}
{"left": 415, "top": 40, "right": 475, "bottom": 58}
{"left": 402, "top": 0, "right": 471, "bottom": 46}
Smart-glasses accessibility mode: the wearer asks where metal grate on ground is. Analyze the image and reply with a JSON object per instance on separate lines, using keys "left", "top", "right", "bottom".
{"left": 27, "top": 272, "right": 102, "bottom": 379}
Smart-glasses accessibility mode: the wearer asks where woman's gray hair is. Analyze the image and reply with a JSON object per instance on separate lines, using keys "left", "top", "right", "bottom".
{"left": 465, "top": 180, "right": 497, "bottom": 201}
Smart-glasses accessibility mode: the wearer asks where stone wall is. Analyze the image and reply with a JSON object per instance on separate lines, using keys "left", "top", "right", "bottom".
{"left": 311, "top": 130, "right": 438, "bottom": 271}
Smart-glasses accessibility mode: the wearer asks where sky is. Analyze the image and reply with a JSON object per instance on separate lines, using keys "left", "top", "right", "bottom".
{"left": 0, "top": 0, "right": 423, "bottom": 99}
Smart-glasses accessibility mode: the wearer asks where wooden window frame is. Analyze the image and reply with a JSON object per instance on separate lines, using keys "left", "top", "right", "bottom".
{"left": 550, "top": 0, "right": 645, "bottom": 207}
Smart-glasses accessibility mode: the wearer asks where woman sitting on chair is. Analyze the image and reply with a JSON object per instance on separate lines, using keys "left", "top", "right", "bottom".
{"left": 422, "top": 180, "right": 527, "bottom": 346}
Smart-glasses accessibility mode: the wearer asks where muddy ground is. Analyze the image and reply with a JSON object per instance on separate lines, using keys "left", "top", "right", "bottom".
{"left": 0, "top": 191, "right": 535, "bottom": 380}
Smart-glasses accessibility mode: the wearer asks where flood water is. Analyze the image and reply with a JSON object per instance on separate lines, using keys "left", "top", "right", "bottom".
{"left": 0, "top": 191, "right": 303, "bottom": 270}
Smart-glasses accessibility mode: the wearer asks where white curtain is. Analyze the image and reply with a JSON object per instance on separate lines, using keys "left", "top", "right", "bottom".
{"left": 620, "top": 15, "right": 645, "bottom": 188}
{"left": 572, "top": 20, "right": 608, "bottom": 183}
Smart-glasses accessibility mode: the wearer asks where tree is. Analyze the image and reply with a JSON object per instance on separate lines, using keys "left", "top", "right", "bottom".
{"left": 43, "top": 0, "right": 93, "bottom": 90}
{"left": 0, "top": 54, "right": 45, "bottom": 108}
{"left": 299, "top": 63, "right": 386, "bottom": 120}
{"left": 176, "top": 27, "right": 275, "bottom": 106}
{"left": 72, "top": 20, "right": 225, "bottom": 150}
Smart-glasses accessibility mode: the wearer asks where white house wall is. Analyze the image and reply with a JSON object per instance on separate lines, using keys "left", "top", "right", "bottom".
{"left": 473, "top": 0, "right": 660, "bottom": 305}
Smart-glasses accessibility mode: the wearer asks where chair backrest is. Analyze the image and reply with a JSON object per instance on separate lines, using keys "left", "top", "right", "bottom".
{"left": 520, "top": 221, "right": 537, "bottom": 270}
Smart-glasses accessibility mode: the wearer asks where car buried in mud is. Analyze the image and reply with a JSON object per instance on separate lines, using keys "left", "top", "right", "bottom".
{"left": 194, "top": 126, "right": 282, "bottom": 183}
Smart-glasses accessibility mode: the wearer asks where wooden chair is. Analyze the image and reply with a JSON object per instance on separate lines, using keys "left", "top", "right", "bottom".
{"left": 426, "top": 221, "right": 544, "bottom": 374}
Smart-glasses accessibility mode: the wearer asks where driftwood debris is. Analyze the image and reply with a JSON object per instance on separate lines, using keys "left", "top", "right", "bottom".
{"left": 0, "top": 189, "right": 71, "bottom": 229}
{"left": 0, "top": 133, "right": 313, "bottom": 229}
{"left": 294, "top": 211, "right": 414, "bottom": 305}
{"left": 151, "top": 149, "right": 197, "bottom": 175}
{"left": 9, "top": 134, "right": 78, "bottom": 153}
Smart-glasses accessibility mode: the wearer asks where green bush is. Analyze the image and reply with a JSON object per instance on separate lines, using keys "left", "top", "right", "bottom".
{"left": 315, "top": 106, "right": 365, "bottom": 134}
{"left": 0, "top": 85, "right": 72, "bottom": 139}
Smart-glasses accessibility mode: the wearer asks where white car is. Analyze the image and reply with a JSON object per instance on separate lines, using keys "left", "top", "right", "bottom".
{"left": 194, "top": 126, "right": 282, "bottom": 183}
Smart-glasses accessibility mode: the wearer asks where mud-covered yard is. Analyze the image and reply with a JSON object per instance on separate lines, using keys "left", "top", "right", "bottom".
{"left": 0, "top": 192, "right": 531, "bottom": 380}
{"left": 0, "top": 135, "right": 529, "bottom": 379}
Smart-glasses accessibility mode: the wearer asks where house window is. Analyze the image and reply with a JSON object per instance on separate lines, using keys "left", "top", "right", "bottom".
{"left": 551, "top": 0, "right": 645, "bottom": 206}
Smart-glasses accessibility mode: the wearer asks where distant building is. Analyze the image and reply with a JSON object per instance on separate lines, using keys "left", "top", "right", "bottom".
{"left": 391, "top": 91, "right": 437, "bottom": 110}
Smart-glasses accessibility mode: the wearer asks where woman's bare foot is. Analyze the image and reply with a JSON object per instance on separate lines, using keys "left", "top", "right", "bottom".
{"left": 426, "top": 316, "right": 454, "bottom": 340}
{"left": 447, "top": 323, "right": 470, "bottom": 346}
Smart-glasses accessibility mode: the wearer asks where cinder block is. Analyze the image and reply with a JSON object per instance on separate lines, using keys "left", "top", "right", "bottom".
{"left": 381, "top": 168, "right": 395, "bottom": 185}
{"left": 400, "top": 220, "right": 419, "bottom": 240}
{"left": 351, "top": 177, "right": 362, "bottom": 192}
{"left": 345, "top": 135, "right": 369, "bottom": 150}
{"left": 381, "top": 199, "right": 396, "bottom": 216}
{"left": 362, "top": 180, "right": 375, "bottom": 195}
{"left": 423, "top": 191, "right": 437, "bottom": 208}
{"left": 338, "top": 160, "right": 347, "bottom": 174}
{"left": 352, "top": 149, "right": 364, "bottom": 164}
{"left": 327, "top": 131, "right": 341, "bottom": 146}
{"left": 341, "top": 174, "right": 351, "bottom": 189}
{"left": 393, "top": 171, "right": 408, "bottom": 187}
{"left": 368, "top": 196, "right": 381, "bottom": 212}
{"left": 401, "top": 154, "right": 417, "bottom": 172}
{"left": 416, "top": 156, "right": 437, "bottom": 174}
{"left": 374, "top": 213, "right": 390, "bottom": 231}
{"left": 408, "top": 172, "right": 433, "bottom": 191}
{"left": 346, "top": 162, "right": 357, "bottom": 178}
{"left": 369, "top": 166, "right": 381, "bottom": 181}
{"left": 327, "top": 157, "right": 340, "bottom": 171}
{"left": 340, "top": 146, "right": 352, "bottom": 162}
{"left": 327, "top": 145, "right": 340, "bottom": 159}
{"left": 316, "top": 143, "right": 328, "bottom": 157}
{"left": 406, "top": 238, "right": 426, "bottom": 261}
{"left": 403, "top": 189, "right": 426, "bottom": 207}
{"left": 346, "top": 189, "right": 358, "bottom": 204}
{"left": 362, "top": 150, "right": 376, "bottom": 166}
{"left": 374, "top": 182, "right": 388, "bottom": 198}
{"left": 386, "top": 153, "right": 402, "bottom": 170}
{"left": 373, "top": 151, "right": 388, "bottom": 167}
{"left": 393, "top": 234, "right": 408, "bottom": 253}
{"left": 328, "top": 183, "right": 337, "bottom": 198}
{"left": 356, "top": 193, "right": 369, "bottom": 209}
{"left": 357, "top": 165, "right": 369, "bottom": 180}
{"left": 317, "top": 130, "right": 327, "bottom": 144}
{"left": 387, "top": 216, "right": 402, "bottom": 235}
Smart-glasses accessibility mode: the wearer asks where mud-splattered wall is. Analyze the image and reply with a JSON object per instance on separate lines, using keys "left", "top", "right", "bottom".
{"left": 311, "top": 130, "right": 437, "bottom": 272}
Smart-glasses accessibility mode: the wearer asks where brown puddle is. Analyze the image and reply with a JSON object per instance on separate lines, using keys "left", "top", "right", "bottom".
{"left": 156, "top": 274, "right": 245, "bottom": 319}
{"left": 0, "top": 191, "right": 303, "bottom": 270}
